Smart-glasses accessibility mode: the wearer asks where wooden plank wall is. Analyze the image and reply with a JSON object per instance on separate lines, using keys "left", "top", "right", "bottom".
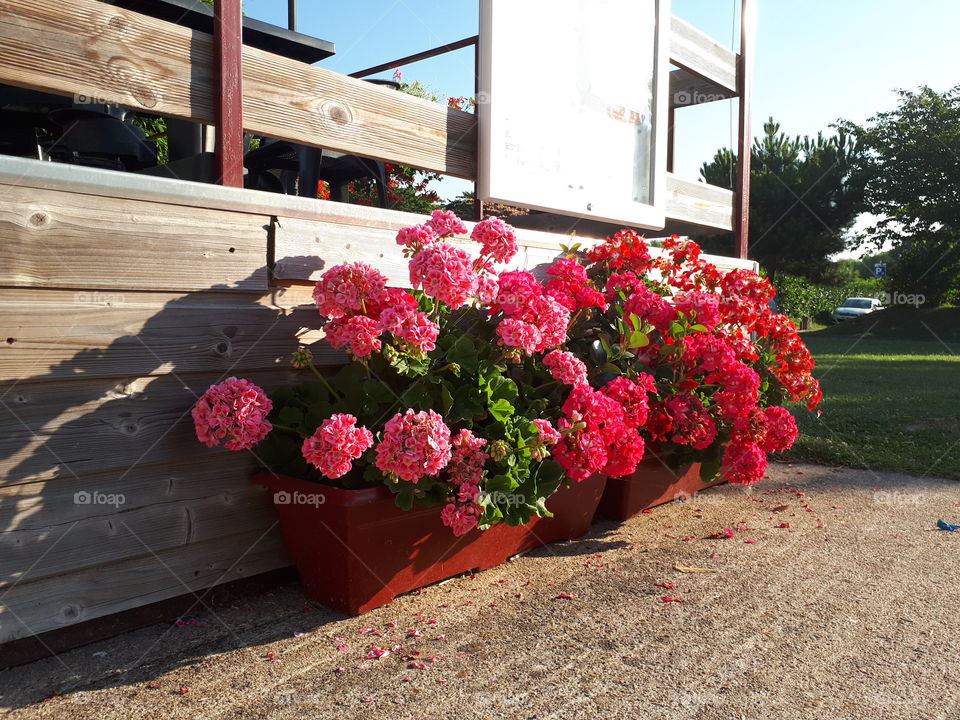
{"left": 0, "top": 182, "right": 312, "bottom": 644}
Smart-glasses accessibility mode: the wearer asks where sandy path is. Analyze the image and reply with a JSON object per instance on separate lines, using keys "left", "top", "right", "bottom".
{"left": 2, "top": 462, "right": 959, "bottom": 720}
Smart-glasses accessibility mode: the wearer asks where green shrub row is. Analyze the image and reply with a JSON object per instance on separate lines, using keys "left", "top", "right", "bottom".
{"left": 774, "top": 275, "right": 883, "bottom": 322}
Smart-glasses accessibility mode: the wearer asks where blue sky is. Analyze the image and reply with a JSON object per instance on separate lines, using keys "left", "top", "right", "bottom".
{"left": 242, "top": 0, "right": 959, "bottom": 202}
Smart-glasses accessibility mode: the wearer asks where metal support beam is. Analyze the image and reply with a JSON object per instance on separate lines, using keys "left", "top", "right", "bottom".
{"left": 734, "top": 0, "right": 755, "bottom": 259}
{"left": 214, "top": 0, "right": 244, "bottom": 187}
{"left": 350, "top": 36, "right": 479, "bottom": 79}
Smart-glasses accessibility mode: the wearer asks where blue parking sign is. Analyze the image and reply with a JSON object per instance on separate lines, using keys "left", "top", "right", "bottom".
{"left": 874, "top": 263, "right": 887, "bottom": 278}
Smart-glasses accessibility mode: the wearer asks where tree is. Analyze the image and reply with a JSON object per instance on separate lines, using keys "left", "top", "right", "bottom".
{"left": 839, "top": 85, "right": 960, "bottom": 305}
{"left": 699, "top": 118, "right": 865, "bottom": 281}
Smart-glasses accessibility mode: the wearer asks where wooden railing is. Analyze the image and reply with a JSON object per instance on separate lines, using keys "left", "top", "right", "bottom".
{"left": 0, "top": 0, "right": 746, "bottom": 233}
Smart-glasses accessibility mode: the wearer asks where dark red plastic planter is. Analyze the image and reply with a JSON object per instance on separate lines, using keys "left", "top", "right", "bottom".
{"left": 253, "top": 472, "right": 606, "bottom": 615}
{"left": 596, "top": 452, "right": 723, "bottom": 522}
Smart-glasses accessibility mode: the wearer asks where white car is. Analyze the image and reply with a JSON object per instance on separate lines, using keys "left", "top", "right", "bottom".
{"left": 832, "top": 297, "right": 883, "bottom": 322}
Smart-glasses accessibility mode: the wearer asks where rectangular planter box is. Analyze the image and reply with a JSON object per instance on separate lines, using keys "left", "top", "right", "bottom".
{"left": 596, "top": 453, "right": 723, "bottom": 522}
{"left": 253, "top": 473, "right": 606, "bottom": 615}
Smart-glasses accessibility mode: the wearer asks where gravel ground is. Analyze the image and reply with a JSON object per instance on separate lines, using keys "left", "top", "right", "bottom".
{"left": 2, "top": 461, "right": 959, "bottom": 720}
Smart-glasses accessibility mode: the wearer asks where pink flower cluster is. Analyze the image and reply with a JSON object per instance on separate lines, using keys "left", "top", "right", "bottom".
{"left": 531, "top": 419, "right": 561, "bottom": 460}
{"left": 314, "top": 263, "right": 439, "bottom": 357}
{"left": 439, "top": 429, "right": 489, "bottom": 536}
{"left": 471, "top": 216, "right": 518, "bottom": 263}
{"left": 378, "top": 307, "right": 440, "bottom": 353}
{"left": 409, "top": 242, "right": 478, "bottom": 309}
{"left": 313, "top": 262, "right": 388, "bottom": 318}
{"left": 673, "top": 291, "right": 721, "bottom": 329}
{"left": 302, "top": 413, "right": 374, "bottom": 479}
{"left": 623, "top": 285, "right": 677, "bottom": 333}
{"left": 192, "top": 377, "right": 273, "bottom": 451}
{"left": 375, "top": 409, "right": 452, "bottom": 483}
{"left": 492, "top": 271, "right": 571, "bottom": 356}
{"left": 543, "top": 350, "right": 588, "bottom": 386}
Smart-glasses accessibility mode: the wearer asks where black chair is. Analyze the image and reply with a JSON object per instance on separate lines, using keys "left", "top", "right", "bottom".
{"left": 244, "top": 139, "right": 389, "bottom": 207}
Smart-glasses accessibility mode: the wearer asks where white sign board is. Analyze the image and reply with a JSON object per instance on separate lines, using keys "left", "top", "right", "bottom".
{"left": 478, "top": 0, "right": 670, "bottom": 230}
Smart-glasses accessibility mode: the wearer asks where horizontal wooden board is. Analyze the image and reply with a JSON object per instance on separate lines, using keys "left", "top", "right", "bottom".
{"left": 0, "top": 184, "right": 269, "bottom": 292}
{"left": 0, "top": 369, "right": 300, "bottom": 484}
{"left": 670, "top": 67, "right": 735, "bottom": 107}
{"left": 669, "top": 15, "right": 738, "bottom": 94}
{"left": 0, "top": 484, "right": 276, "bottom": 589}
{"left": 0, "top": 453, "right": 259, "bottom": 531}
{"left": 0, "top": 526, "right": 289, "bottom": 644}
{"left": 0, "top": 0, "right": 477, "bottom": 178}
{"left": 272, "top": 210, "right": 577, "bottom": 284}
{"left": 664, "top": 174, "right": 735, "bottom": 232}
{"left": 0, "top": 288, "right": 331, "bottom": 383}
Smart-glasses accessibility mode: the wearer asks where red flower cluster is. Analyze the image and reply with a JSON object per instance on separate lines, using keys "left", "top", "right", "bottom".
{"left": 569, "top": 230, "right": 822, "bottom": 486}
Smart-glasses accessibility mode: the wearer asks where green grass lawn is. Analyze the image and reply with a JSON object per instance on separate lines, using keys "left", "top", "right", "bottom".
{"left": 782, "top": 307, "right": 960, "bottom": 479}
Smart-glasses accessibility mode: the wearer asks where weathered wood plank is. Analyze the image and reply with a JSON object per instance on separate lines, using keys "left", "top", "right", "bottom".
{"left": 669, "top": 15, "right": 738, "bottom": 94}
{"left": 272, "top": 209, "right": 579, "bottom": 284}
{"left": 0, "top": 288, "right": 331, "bottom": 383}
{"left": 0, "top": 0, "right": 477, "bottom": 178}
{"left": 665, "top": 174, "right": 735, "bottom": 232}
{"left": 670, "top": 67, "right": 735, "bottom": 107}
{"left": 0, "top": 184, "right": 269, "bottom": 292}
{"left": 0, "top": 484, "right": 276, "bottom": 589}
{"left": 0, "top": 370, "right": 298, "bottom": 484}
{"left": 0, "top": 526, "right": 289, "bottom": 644}
{"left": 0, "top": 454, "right": 257, "bottom": 529}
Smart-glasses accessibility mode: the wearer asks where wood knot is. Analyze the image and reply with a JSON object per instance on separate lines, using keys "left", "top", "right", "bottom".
{"left": 107, "top": 14, "right": 129, "bottom": 35}
{"left": 28, "top": 212, "right": 48, "bottom": 227}
{"left": 322, "top": 101, "right": 353, "bottom": 126}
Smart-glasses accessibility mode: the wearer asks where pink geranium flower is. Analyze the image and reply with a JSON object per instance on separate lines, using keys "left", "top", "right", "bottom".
{"left": 192, "top": 377, "right": 273, "bottom": 450}
{"left": 375, "top": 409, "right": 452, "bottom": 482}
{"left": 302, "top": 414, "right": 374, "bottom": 479}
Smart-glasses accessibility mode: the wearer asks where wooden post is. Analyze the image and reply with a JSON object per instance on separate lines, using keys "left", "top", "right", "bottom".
{"left": 473, "top": 38, "right": 484, "bottom": 222}
{"left": 734, "top": 0, "right": 755, "bottom": 259}
{"left": 214, "top": 0, "right": 244, "bottom": 187}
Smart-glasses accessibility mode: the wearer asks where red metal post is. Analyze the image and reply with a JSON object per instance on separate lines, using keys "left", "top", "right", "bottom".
{"left": 734, "top": 0, "right": 755, "bottom": 259}
{"left": 214, "top": 0, "right": 244, "bottom": 187}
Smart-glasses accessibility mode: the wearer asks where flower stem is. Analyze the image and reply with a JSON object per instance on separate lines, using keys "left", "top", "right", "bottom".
{"left": 271, "top": 423, "right": 301, "bottom": 434}
{"left": 308, "top": 361, "right": 342, "bottom": 401}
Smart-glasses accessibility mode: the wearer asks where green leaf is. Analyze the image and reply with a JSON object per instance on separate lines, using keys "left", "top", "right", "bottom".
{"left": 485, "top": 375, "right": 519, "bottom": 404}
{"left": 276, "top": 406, "right": 304, "bottom": 428}
{"left": 439, "top": 381, "right": 454, "bottom": 415}
{"left": 627, "top": 330, "right": 650, "bottom": 349}
{"left": 447, "top": 335, "right": 479, "bottom": 374}
{"left": 699, "top": 458, "right": 722, "bottom": 483}
{"left": 394, "top": 489, "right": 415, "bottom": 511}
{"left": 489, "top": 397, "right": 514, "bottom": 422}
{"left": 690, "top": 324, "right": 708, "bottom": 332}
{"left": 671, "top": 321, "right": 685, "bottom": 336}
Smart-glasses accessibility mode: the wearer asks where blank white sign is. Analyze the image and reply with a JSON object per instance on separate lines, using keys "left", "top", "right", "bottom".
{"left": 478, "top": 0, "right": 670, "bottom": 230}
